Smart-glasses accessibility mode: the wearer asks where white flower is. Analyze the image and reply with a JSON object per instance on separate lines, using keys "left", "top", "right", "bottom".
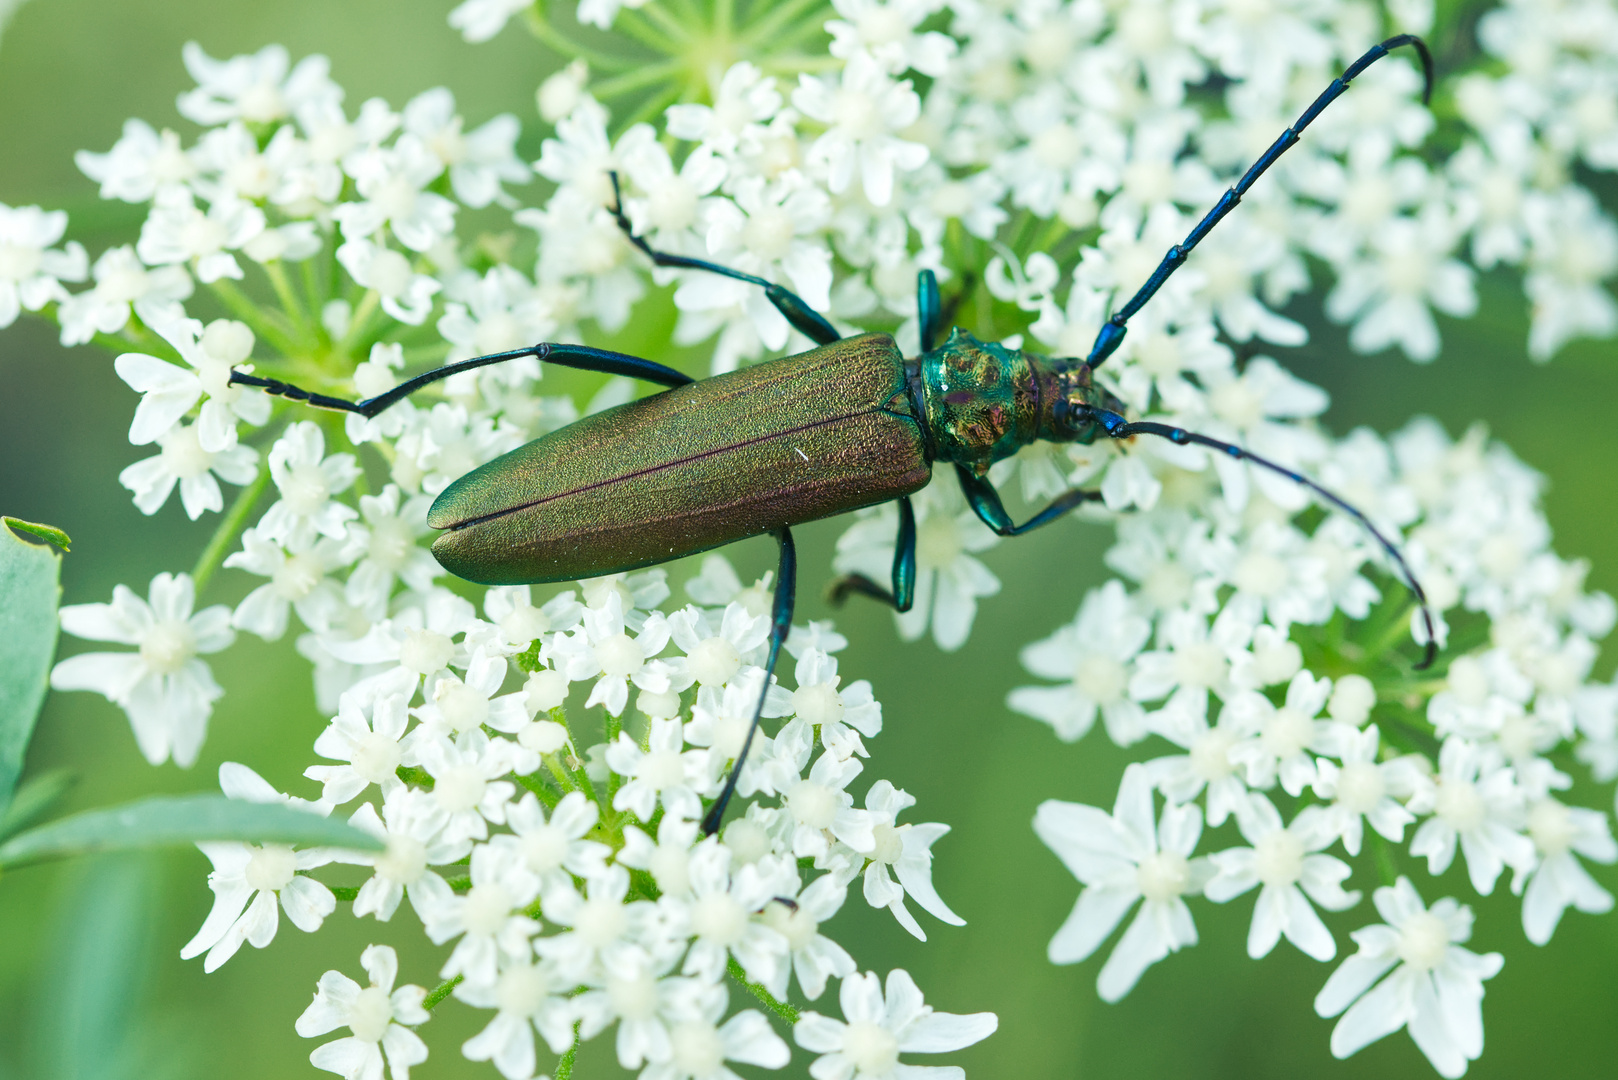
{"left": 1144, "top": 693, "right": 1254, "bottom": 827}
{"left": 1523, "top": 186, "right": 1618, "bottom": 361}
{"left": 794, "top": 968, "right": 997, "bottom": 1080}
{"left": 758, "top": 875, "right": 857, "bottom": 1001}
{"left": 136, "top": 189, "right": 265, "bottom": 283}
{"left": 826, "top": 0, "right": 957, "bottom": 77}
{"left": 306, "top": 686, "right": 415, "bottom": 805}
{"left": 113, "top": 315, "right": 269, "bottom": 450}
{"left": 1224, "top": 669, "right": 1335, "bottom": 797}
{"left": 177, "top": 41, "right": 339, "bottom": 125}
{"left": 295, "top": 944, "right": 430, "bottom": 1080}
{"left": 0, "top": 203, "right": 86, "bottom": 328}
{"left": 1515, "top": 797, "right": 1616, "bottom": 945}
{"left": 1407, "top": 737, "right": 1536, "bottom": 895}
{"left": 1034, "top": 764, "right": 1210, "bottom": 1001}
{"left": 226, "top": 528, "right": 359, "bottom": 640}
{"left": 401, "top": 87, "right": 529, "bottom": 208}
{"left": 51, "top": 571, "right": 233, "bottom": 766}
{"left": 860, "top": 781, "right": 963, "bottom": 942}
{"left": 57, "top": 244, "right": 192, "bottom": 345}
{"left": 75, "top": 119, "right": 197, "bottom": 203}
{"left": 257, "top": 421, "right": 362, "bottom": 548}
{"left": 673, "top": 841, "right": 793, "bottom": 987}
{"left": 410, "top": 647, "right": 529, "bottom": 743}
{"left": 608, "top": 716, "right": 715, "bottom": 823}
{"left": 180, "top": 763, "right": 338, "bottom": 971}
{"left": 418, "top": 841, "right": 542, "bottom": 985}
{"left": 536, "top": 865, "right": 666, "bottom": 983}
{"left": 1312, "top": 725, "right": 1427, "bottom": 857}
{"left": 644, "top": 981, "right": 792, "bottom": 1080}
{"left": 336, "top": 238, "right": 442, "bottom": 325}
{"left": 763, "top": 720, "right": 876, "bottom": 859}
{"left": 667, "top": 601, "right": 769, "bottom": 691}
{"left": 1314, "top": 878, "right": 1503, "bottom": 1078}
{"left": 505, "top": 790, "right": 612, "bottom": 893}
{"left": 343, "top": 786, "right": 468, "bottom": 923}
{"left": 448, "top": 0, "right": 534, "bottom": 42}
{"left": 792, "top": 51, "right": 928, "bottom": 206}
{"left": 1324, "top": 210, "right": 1478, "bottom": 363}
{"left": 550, "top": 592, "right": 672, "bottom": 717}
{"left": 791, "top": 648, "right": 882, "bottom": 760}
{"left": 1009, "top": 580, "right": 1150, "bottom": 745}
{"left": 411, "top": 730, "right": 517, "bottom": 846}
{"left": 119, "top": 421, "right": 258, "bottom": 519}
{"left": 1204, "top": 796, "right": 1360, "bottom": 962}
{"left": 665, "top": 62, "right": 781, "bottom": 156}
{"left": 334, "top": 138, "right": 459, "bottom": 252}
{"left": 454, "top": 955, "right": 578, "bottom": 1078}
{"left": 343, "top": 484, "right": 442, "bottom": 608}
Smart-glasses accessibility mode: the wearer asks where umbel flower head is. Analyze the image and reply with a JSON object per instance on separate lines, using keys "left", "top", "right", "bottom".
{"left": 20, "top": 0, "right": 1618, "bottom": 1076}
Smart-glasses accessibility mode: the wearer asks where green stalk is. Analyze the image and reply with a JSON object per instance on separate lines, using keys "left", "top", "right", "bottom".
{"left": 629, "top": 2, "right": 694, "bottom": 43}
{"left": 205, "top": 279, "right": 300, "bottom": 355}
{"left": 555, "top": 1028, "right": 581, "bottom": 1080}
{"left": 336, "top": 290, "right": 382, "bottom": 358}
{"left": 423, "top": 974, "right": 464, "bottom": 1010}
{"left": 263, "top": 261, "right": 312, "bottom": 345}
{"left": 522, "top": 10, "right": 642, "bottom": 70}
{"left": 612, "top": 8, "right": 686, "bottom": 52}
{"left": 728, "top": 957, "right": 799, "bottom": 1024}
{"left": 190, "top": 462, "right": 272, "bottom": 594}
{"left": 592, "top": 58, "right": 688, "bottom": 101}
{"left": 736, "top": 0, "right": 827, "bottom": 49}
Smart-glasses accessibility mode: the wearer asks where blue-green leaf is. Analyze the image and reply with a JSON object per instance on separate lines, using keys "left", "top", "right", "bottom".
{"left": 0, "top": 794, "right": 383, "bottom": 869}
{"left": 0, "top": 517, "right": 64, "bottom": 817}
{"left": 0, "top": 767, "right": 74, "bottom": 839}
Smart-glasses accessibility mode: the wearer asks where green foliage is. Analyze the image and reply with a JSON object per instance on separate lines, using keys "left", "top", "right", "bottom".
{"left": 0, "top": 793, "right": 383, "bottom": 870}
{"left": 0, "top": 516, "right": 64, "bottom": 818}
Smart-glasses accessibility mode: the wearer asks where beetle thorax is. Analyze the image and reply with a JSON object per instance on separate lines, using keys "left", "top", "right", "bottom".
{"left": 918, "top": 328, "right": 1116, "bottom": 474}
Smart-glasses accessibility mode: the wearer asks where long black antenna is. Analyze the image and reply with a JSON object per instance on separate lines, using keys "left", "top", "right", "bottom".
{"left": 1085, "top": 34, "right": 1434, "bottom": 370}
{"left": 1094, "top": 411, "right": 1437, "bottom": 669}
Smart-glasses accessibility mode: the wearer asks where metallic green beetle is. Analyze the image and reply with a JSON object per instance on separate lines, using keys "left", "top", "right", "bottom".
{"left": 231, "top": 34, "right": 1437, "bottom": 834}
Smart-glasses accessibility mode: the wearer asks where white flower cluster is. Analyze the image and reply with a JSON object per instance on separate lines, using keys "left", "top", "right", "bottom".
{"left": 10, "top": 0, "right": 1617, "bottom": 1073}
{"left": 1019, "top": 416, "right": 1618, "bottom": 1076}
{"left": 165, "top": 560, "right": 996, "bottom": 1080}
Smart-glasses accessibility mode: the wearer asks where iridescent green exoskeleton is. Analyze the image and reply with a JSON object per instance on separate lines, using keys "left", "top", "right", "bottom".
{"left": 231, "top": 34, "right": 1438, "bottom": 835}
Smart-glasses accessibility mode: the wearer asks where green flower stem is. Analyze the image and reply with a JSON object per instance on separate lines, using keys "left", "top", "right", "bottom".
{"left": 523, "top": 12, "right": 642, "bottom": 71}
{"left": 624, "top": 3, "right": 693, "bottom": 45}
{"left": 553, "top": 709, "right": 602, "bottom": 807}
{"left": 714, "top": 0, "right": 733, "bottom": 38}
{"left": 263, "top": 261, "right": 312, "bottom": 344}
{"left": 205, "top": 279, "right": 301, "bottom": 355}
{"left": 1371, "top": 831, "right": 1400, "bottom": 887}
{"left": 604, "top": 712, "right": 623, "bottom": 804}
{"left": 446, "top": 875, "right": 472, "bottom": 892}
{"left": 738, "top": 0, "right": 828, "bottom": 50}
{"left": 555, "top": 1028, "right": 582, "bottom": 1080}
{"left": 544, "top": 751, "right": 580, "bottom": 793}
{"left": 301, "top": 258, "right": 327, "bottom": 337}
{"left": 91, "top": 326, "right": 168, "bottom": 359}
{"left": 190, "top": 461, "right": 272, "bottom": 594}
{"left": 728, "top": 957, "right": 799, "bottom": 1025}
{"left": 328, "top": 884, "right": 360, "bottom": 902}
{"left": 336, "top": 290, "right": 382, "bottom": 358}
{"left": 592, "top": 58, "right": 688, "bottom": 101}
{"left": 423, "top": 974, "right": 464, "bottom": 1011}
{"left": 516, "top": 771, "right": 562, "bottom": 808}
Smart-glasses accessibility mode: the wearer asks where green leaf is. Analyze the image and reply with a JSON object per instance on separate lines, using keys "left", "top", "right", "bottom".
{"left": 2, "top": 516, "right": 71, "bottom": 551}
{"left": 0, "top": 515, "right": 64, "bottom": 817}
{"left": 0, "top": 767, "right": 74, "bottom": 839}
{"left": 0, "top": 793, "right": 383, "bottom": 869}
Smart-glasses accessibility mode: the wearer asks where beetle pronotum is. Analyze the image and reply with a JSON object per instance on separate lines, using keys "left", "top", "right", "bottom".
{"left": 233, "top": 34, "right": 1438, "bottom": 835}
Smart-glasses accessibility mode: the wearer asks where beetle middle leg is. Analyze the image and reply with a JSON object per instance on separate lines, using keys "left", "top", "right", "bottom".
{"left": 703, "top": 526, "right": 797, "bottom": 836}
{"left": 826, "top": 495, "right": 917, "bottom": 613}
{"left": 954, "top": 466, "right": 1104, "bottom": 536}
{"left": 607, "top": 172, "right": 841, "bottom": 347}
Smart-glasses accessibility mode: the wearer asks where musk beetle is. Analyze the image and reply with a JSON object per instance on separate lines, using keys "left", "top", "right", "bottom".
{"left": 232, "top": 34, "right": 1439, "bottom": 835}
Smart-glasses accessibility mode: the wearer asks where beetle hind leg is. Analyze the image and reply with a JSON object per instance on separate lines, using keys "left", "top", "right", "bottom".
{"left": 702, "top": 527, "right": 797, "bottom": 836}
{"left": 827, "top": 496, "right": 917, "bottom": 613}
{"left": 607, "top": 172, "right": 841, "bottom": 347}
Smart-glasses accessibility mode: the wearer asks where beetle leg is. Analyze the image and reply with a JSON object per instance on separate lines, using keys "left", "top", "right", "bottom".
{"left": 827, "top": 496, "right": 917, "bottom": 613}
{"left": 702, "top": 527, "right": 797, "bottom": 836}
{"left": 228, "top": 342, "right": 693, "bottom": 418}
{"left": 608, "top": 172, "right": 841, "bottom": 347}
{"left": 955, "top": 465, "right": 1103, "bottom": 536}
{"left": 917, "top": 270, "right": 944, "bottom": 352}
{"left": 1082, "top": 34, "right": 1433, "bottom": 370}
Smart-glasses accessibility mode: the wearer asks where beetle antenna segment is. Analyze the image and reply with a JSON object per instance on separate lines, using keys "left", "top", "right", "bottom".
{"left": 607, "top": 171, "right": 844, "bottom": 347}
{"left": 1083, "top": 34, "right": 1434, "bottom": 371}
{"left": 702, "top": 527, "right": 798, "bottom": 836}
{"left": 227, "top": 342, "right": 694, "bottom": 417}
{"left": 1097, "top": 413, "right": 1438, "bottom": 670}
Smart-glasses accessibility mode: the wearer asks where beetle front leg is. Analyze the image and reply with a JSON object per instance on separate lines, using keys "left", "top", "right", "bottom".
{"left": 702, "top": 527, "right": 797, "bottom": 836}
{"left": 955, "top": 465, "right": 1103, "bottom": 536}
{"left": 827, "top": 496, "right": 916, "bottom": 613}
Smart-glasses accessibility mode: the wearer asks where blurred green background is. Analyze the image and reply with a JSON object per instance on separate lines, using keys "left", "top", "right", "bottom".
{"left": 2, "top": 2, "right": 1616, "bottom": 1078}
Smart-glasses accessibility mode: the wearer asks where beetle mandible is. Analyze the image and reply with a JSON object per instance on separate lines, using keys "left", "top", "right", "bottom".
{"left": 232, "top": 35, "right": 1438, "bottom": 835}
